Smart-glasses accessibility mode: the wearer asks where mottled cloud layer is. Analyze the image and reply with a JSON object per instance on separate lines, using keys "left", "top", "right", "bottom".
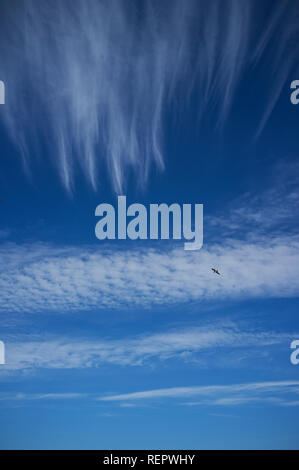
{"left": 0, "top": 235, "right": 298, "bottom": 314}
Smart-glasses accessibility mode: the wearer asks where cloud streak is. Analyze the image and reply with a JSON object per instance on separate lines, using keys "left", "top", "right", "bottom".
{"left": 207, "top": 162, "right": 299, "bottom": 239}
{"left": 98, "top": 381, "right": 299, "bottom": 406}
{"left": 0, "top": 0, "right": 298, "bottom": 192}
{"left": 1, "top": 323, "right": 292, "bottom": 371}
{"left": 0, "top": 393, "right": 87, "bottom": 401}
{"left": 1, "top": 382, "right": 299, "bottom": 408}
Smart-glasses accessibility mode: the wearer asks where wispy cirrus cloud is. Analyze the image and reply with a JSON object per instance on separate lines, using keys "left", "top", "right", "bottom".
{"left": 0, "top": 392, "right": 87, "bottom": 401}
{"left": 1, "top": 382, "right": 299, "bottom": 408}
{"left": 207, "top": 162, "right": 299, "bottom": 239}
{"left": 0, "top": 0, "right": 298, "bottom": 192}
{"left": 98, "top": 381, "right": 299, "bottom": 407}
{"left": 0, "top": 323, "right": 294, "bottom": 372}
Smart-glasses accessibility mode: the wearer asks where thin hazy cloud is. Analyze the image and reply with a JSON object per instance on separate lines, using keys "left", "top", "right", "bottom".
{"left": 98, "top": 381, "right": 299, "bottom": 405}
{"left": 0, "top": 323, "right": 292, "bottom": 371}
{"left": 1, "top": 382, "right": 299, "bottom": 408}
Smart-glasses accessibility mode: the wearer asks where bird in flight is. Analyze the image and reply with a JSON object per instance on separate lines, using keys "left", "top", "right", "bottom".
{"left": 211, "top": 268, "right": 220, "bottom": 275}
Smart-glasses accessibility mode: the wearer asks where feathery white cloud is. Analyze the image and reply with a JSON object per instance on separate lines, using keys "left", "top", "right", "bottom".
{"left": 98, "top": 381, "right": 299, "bottom": 406}
{"left": 0, "top": 323, "right": 293, "bottom": 372}
{"left": 1, "top": 381, "right": 299, "bottom": 408}
{"left": 0, "top": 392, "right": 87, "bottom": 401}
{"left": 0, "top": 0, "right": 297, "bottom": 192}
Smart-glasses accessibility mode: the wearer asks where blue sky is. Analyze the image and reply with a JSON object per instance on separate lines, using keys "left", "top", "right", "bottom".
{"left": 1, "top": 0, "right": 299, "bottom": 449}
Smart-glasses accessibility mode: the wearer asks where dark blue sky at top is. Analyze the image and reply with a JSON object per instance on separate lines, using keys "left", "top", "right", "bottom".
{"left": 0, "top": 0, "right": 299, "bottom": 450}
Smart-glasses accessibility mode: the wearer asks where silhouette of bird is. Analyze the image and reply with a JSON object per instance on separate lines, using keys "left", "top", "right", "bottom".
{"left": 211, "top": 268, "right": 220, "bottom": 275}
